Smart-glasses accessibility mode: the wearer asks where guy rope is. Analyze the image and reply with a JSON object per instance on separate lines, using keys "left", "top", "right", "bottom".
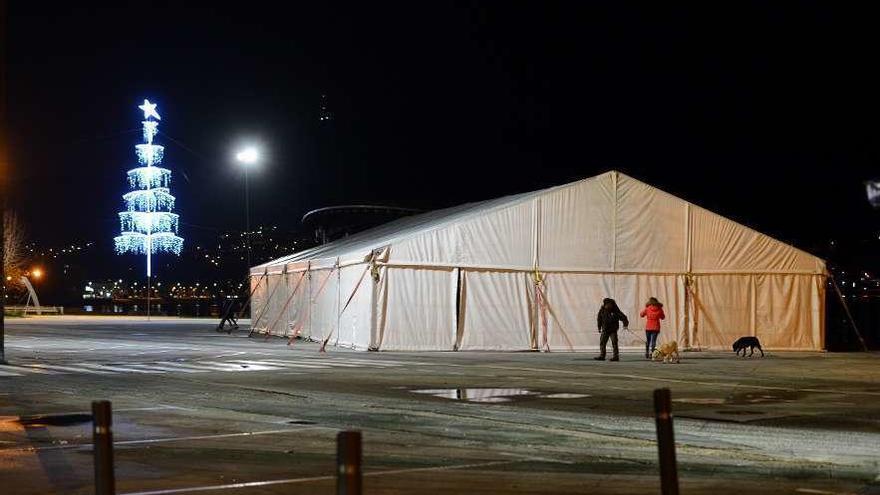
{"left": 263, "top": 268, "right": 308, "bottom": 340}
{"left": 829, "top": 273, "right": 870, "bottom": 352}
{"left": 291, "top": 263, "right": 337, "bottom": 348}
{"left": 532, "top": 269, "right": 575, "bottom": 352}
{"left": 237, "top": 269, "right": 268, "bottom": 321}
{"left": 248, "top": 266, "right": 286, "bottom": 337}
{"left": 320, "top": 254, "right": 377, "bottom": 353}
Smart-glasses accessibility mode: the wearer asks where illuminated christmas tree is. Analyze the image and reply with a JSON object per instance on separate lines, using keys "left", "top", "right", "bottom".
{"left": 114, "top": 99, "right": 183, "bottom": 276}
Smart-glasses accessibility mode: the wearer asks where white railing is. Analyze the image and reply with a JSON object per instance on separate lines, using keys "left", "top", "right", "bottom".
{"left": 4, "top": 305, "right": 65, "bottom": 315}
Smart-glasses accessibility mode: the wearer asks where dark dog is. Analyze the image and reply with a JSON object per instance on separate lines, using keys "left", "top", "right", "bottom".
{"left": 732, "top": 336, "right": 764, "bottom": 357}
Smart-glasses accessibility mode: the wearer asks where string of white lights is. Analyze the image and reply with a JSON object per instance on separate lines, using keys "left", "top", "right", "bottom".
{"left": 143, "top": 120, "right": 159, "bottom": 144}
{"left": 122, "top": 188, "right": 176, "bottom": 212}
{"left": 119, "top": 211, "right": 179, "bottom": 235}
{"left": 135, "top": 143, "right": 165, "bottom": 166}
{"left": 115, "top": 99, "right": 184, "bottom": 275}
{"left": 114, "top": 232, "right": 184, "bottom": 255}
{"left": 127, "top": 166, "right": 172, "bottom": 189}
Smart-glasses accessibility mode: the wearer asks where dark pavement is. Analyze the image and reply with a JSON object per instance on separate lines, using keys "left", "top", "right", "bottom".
{"left": 1, "top": 316, "right": 879, "bottom": 494}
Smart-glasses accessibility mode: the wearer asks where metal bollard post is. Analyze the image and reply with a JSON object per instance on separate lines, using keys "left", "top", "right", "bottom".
{"left": 653, "top": 388, "right": 679, "bottom": 495}
{"left": 337, "top": 431, "right": 362, "bottom": 495}
{"left": 92, "top": 400, "right": 115, "bottom": 495}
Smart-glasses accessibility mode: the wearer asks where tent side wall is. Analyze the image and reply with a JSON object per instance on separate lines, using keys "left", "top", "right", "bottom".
{"left": 690, "top": 273, "right": 825, "bottom": 351}
{"left": 247, "top": 259, "right": 373, "bottom": 350}
{"left": 456, "top": 269, "right": 534, "bottom": 350}
{"left": 371, "top": 268, "right": 824, "bottom": 352}
{"left": 249, "top": 266, "right": 285, "bottom": 335}
{"left": 249, "top": 271, "right": 268, "bottom": 324}
{"left": 538, "top": 273, "right": 687, "bottom": 351}
{"left": 336, "top": 263, "right": 374, "bottom": 349}
{"left": 374, "top": 266, "right": 458, "bottom": 350}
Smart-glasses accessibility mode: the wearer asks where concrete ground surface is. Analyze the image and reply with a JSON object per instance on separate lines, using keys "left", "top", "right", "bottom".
{"left": 1, "top": 316, "right": 879, "bottom": 494}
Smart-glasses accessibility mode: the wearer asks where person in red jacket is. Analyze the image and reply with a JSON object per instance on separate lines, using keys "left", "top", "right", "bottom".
{"left": 640, "top": 297, "right": 665, "bottom": 359}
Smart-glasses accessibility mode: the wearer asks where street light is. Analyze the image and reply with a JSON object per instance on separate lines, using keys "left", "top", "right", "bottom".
{"left": 235, "top": 147, "right": 260, "bottom": 268}
{"left": 236, "top": 147, "right": 259, "bottom": 165}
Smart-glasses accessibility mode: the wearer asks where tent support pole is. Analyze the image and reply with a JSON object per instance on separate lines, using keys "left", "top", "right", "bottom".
{"left": 453, "top": 267, "right": 463, "bottom": 351}
{"left": 682, "top": 275, "right": 690, "bottom": 350}
{"left": 611, "top": 171, "right": 618, "bottom": 273}
{"left": 829, "top": 274, "right": 869, "bottom": 352}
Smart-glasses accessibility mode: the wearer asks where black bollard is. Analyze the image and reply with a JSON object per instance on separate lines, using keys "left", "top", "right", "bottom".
{"left": 337, "top": 431, "right": 362, "bottom": 495}
{"left": 92, "top": 401, "right": 115, "bottom": 495}
{"left": 653, "top": 388, "right": 679, "bottom": 495}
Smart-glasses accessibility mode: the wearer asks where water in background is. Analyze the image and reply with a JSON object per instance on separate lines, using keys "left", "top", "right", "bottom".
{"left": 77, "top": 300, "right": 247, "bottom": 318}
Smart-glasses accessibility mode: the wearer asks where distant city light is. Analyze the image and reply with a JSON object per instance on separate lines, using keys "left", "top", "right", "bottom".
{"left": 319, "top": 93, "right": 333, "bottom": 122}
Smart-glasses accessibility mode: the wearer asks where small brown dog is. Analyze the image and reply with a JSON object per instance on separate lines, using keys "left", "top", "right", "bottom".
{"left": 652, "top": 341, "right": 680, "bottom": 364}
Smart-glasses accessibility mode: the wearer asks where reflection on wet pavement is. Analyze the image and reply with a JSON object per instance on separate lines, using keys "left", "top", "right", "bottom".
{"left": 410, "top": 388, "right": 590, "bottom": 403}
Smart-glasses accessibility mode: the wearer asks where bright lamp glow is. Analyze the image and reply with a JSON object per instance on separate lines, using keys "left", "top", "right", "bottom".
{"left": 115, "top": 99, "right": 184, "bottom": 276}
{"left": 236, "top": 147, "right": 259, "bottom": 165}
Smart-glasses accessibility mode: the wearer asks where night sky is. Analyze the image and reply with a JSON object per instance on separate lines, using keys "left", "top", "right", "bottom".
{"left": 7, "top": 3, "right": 880, "bottom": 272}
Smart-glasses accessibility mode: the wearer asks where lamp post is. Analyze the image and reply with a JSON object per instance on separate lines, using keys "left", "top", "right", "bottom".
{"left": 0, "top": 206, "right": 5, "bottom": 365}
{"left": 235, "top": 147, "right": 259, "bottom": 269}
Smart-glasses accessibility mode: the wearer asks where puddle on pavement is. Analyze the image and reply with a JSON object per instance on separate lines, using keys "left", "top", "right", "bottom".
{"left": 673, "top": 398, "right": 726, "bottom": 405}
{"left": 678, "top": 408, "right": 797, "bottom": 424}
{"left": 727, "top": 390, "right": 804, "bottom": 405}
{"left": 410, "top": 388, "right": 589, "bottom": 403}
{"left": 715, "top": 410, "right": 765, "bottom": 416}
{"left": 544, "top": 393, "right": 591, "bottom": 399}
{"left": 674, "top": 390, "right": 806, "bottom": 406}
{"left": 17, "top": 413, "right": 93, "bottom": 428}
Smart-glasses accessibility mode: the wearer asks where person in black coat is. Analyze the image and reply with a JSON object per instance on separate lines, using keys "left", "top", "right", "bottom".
{"left": 594, "top": 298, "right": 629, "bottom": 361}
{"left": 216, "top": 299, "right": 240, "bottom": 332}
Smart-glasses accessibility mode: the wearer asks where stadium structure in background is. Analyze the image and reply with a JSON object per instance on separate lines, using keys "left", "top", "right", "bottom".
{"left": 301, "top": 205, "right": 421, "bottom": 245}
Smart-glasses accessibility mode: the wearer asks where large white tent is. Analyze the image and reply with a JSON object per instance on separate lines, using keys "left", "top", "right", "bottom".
{"left": 249, "top": 171, "right": 826, "bottom": 351}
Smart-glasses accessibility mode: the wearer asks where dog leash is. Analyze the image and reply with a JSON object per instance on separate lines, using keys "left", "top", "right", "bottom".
{"left": 622, "top": 326, "right": 648, "bottom": 344}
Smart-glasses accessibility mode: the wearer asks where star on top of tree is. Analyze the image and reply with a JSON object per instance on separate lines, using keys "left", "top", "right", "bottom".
{"left": 138, "top": 99, "right": 161, "bottom": 120}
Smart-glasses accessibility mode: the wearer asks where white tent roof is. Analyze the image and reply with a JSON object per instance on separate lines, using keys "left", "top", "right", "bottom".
{"left": 254, "top": 171, "right": 825, "bottom": 276}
